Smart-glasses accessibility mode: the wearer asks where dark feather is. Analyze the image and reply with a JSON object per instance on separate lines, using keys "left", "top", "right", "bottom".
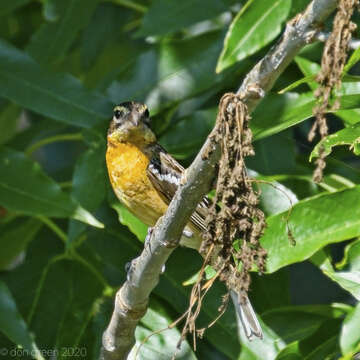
{"left": 146, "top": 144, "right": 209, "bottom": 232}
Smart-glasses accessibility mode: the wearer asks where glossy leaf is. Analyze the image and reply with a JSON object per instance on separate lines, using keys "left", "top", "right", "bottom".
{"left": 304, "top": 336, "right": 339, "bottom": 360}
{"left": 344, "top": 46, "right": 360, "bottom": 73}
{"left": 129, "top": 301, "right": 197, "bottom": 359}
{"left": 340, "top": 302, "right": 360, "bottom": 356}
{"left": 294, "top": 56, "right": 320, "bottom": 89}
{"left": 0, "top": 147, "right": 103, "bottom": 228}
{"left": 312, "top": 249, "right": 360, "bottom": 301}
{"left": 0, "top": 281, "right": 43, "bottom": 359}
{"left": 0, "top": 40, "right": 112, "bottom": 128}
{"left": 217, "top": 0, "right": 291, "bottom": 72}
{"left": 295, "top": 56, "right": 360, "bottom": 125}
{"left": 107, "top": 31, "right": 226, "bottom": 113}
{"left": 252, "top": 83, "right": 360, "bottom": 140}
{"left": 239, "top": 306, "right": 332, "bottom": 360}
{"left": 262, "top": 186, "right": 360, "bottom": 273}
{"left": 137, "top": 0, "right": 232, "bottom": 37}
{"left": 278, "top": 74, "right": 317, "bottom": 94}
{"left": 0, "top": 218, "right": 42, "bottom": 270}
{"left": 310, "top": 123, "right": 360, "bottom": 161}
{"left": 337, "top": 238, "right": 360, "bottom": 271}
{"left": 27, "top": 0, "right": 100, "bottom": 64}
{"left": 110, "top": 201, "right": 148, "bottom": 242}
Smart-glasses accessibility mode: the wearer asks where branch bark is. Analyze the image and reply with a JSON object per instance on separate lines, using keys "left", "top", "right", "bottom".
{"left": 100, "top": 0, "right": 338, "bottom": 359}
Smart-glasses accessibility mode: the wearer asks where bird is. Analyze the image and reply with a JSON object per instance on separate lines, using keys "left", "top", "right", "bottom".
{"left": 106, "top": 101, "right": 263, "bottom": 340}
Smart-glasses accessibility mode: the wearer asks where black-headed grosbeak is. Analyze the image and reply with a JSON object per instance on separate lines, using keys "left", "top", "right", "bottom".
{"left": 106, "top": 101, "right": 262, "bottom": 340}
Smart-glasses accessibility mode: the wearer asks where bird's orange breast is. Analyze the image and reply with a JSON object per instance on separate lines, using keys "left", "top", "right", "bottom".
{"left": 106, "top": 141, "right": 168, "bottom": 226}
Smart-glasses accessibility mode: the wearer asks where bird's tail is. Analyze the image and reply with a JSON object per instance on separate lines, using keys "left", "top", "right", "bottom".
{"left": 230, "top": 290, "right": 263, "bottom": 341}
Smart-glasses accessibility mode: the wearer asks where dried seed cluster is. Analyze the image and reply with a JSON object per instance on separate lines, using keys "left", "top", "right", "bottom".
{"left": 201, "top": 93, "right": 267, "bottom": 298}
{"left": 310, "top": 0, "right": 359, "bottom": 182}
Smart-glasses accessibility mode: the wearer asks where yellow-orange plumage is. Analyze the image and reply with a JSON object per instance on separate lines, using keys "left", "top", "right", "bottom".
{"left": 106, "top": 140, "right": 168, "bottom": 226}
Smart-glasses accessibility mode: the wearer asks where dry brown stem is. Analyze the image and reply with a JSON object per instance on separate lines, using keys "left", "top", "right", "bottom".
{"left": 201, "top": 93, "right": 267, "bottom": 300}
{"left": 310, "top": 0, "right": 359, "bottom": 182}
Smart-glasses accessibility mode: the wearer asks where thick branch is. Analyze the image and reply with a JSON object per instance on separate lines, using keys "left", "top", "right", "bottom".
{"left": 101, "top": 0, "right": 337, "bottom": 359}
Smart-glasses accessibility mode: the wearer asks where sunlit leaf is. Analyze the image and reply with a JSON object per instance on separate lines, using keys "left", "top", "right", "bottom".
{"left": 310, "top": 123, "right": 360, "bottom": 161}
{"left": 262, "top": 186, "right": 360, "bottom": 273}
{"left": 340, "top": 302, "right": 360, "bottom": 356}
{"left": 137, "top": 0, "right": 233, "bottom": 37}
{"left": 312, "top": 250, "right": 360, "bottom": 301}
{"left": 129, "top": 301, "right": 197, "bottom": 359}
{"left": 0, "top": 40, "right": 112, "bottom": 128}
{"left": 217, "top": 0, "right": 291, "bottom": 72}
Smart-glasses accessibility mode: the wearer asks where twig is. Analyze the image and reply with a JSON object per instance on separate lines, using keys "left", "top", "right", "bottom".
{"left": 100, "top": 1, "right": 338, "bottom": 359}
{"left": 315, "top": 30, "right": 360, "bottom": 49}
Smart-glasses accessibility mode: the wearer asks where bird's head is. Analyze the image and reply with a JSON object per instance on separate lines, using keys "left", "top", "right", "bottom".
{"left": 107, "top": 101, "right": 156, "bottom": 145}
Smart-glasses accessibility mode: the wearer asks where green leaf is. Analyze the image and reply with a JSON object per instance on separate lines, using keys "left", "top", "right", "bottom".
{"left": 278, "top": 74, "right": 316, "bottom": 94}
{"left": 182, "top": 265, "right": 217, "bottom": 286}
{"left": 312, "top": 250, "right": 360, "bottom": 301}
{"left": 295, "top": 57, "right": 320, "bottom": 82}
{"left": 295, "top": 56, "right": 360, "bottom": 125}
{"left": 107, "top": 31, "right": 226, "bottom": 113}
{"left": 240, "top": 307, "right": 330, "bottom": 360}
{"left": 217, "top": 0, "right": 291, "bottom": 73}
{"left": 0, "top": 280, "right": 44, "bottom": 360}
{"left": 258, "top": 180, "right": 298, "bottom": 216}
{"left": 28, "top": 259, "right": 105, "bottom": 355}
{"left": 252, "top": 92, "right": 314, "bottom": 140}
{"left": 81, "top": 3, "right": 129, "bottom": 70}
{"left": 340, "top": 302, "right": 360, "bottom": 356}
{"left": 68, "top": 144, "right": 107, "bottom": 243}
{"left": 0, "top": 40, "right": 112, "bottom": 128}
{"left": 109, "top": 197, "right": 148, "bottom": 242}
{"left": 310, "top": 123, "right": 360, "bottom": 161}
{"left": 136, "top": 0, "right": 232, "bottom": 37}
{"left": 0, "top": 0, "right": 31, "bottom": 17}
{"left": 0, "top": 218, "right": 42, "bottom": 270}
{"left": 249, "top": 130, "right": 296, "bottom": 175}
{"left": 336, "top": 238, "right": 360, "bottom": 271}
{"left": 252, "top": 83, "right": 360, "bottom": 140}
{"left": 129, "top": 300, "right": 197, "bottom": 359}
{"left": 27, "top": 0, "right": 100, "bottom": 64}
{"left": 160, "top": 108, "right": 216, "bottom": 159}
{"left": 304, "top": 336, "right": 339, "bottom": 360}
{"left": 0, "top": 147, "right": 103, "bottom": 228}
{"left": 288, "top": 0, "right": 311, "bottom": 17}
{"left": 344, "top": 46, "right": 360, "bottom": 74}
{"left": 262, "top": 186, "right": 360, "bottom": 273}
{"left": 0, "top": 103, "right": 20, "bottom": 145}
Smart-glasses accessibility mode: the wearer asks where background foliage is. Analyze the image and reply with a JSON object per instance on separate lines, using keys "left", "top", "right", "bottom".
{"left": 0, "top": 0, "right": 360, "bottom": 359}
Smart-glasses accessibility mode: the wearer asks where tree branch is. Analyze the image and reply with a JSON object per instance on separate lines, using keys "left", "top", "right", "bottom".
{"left": 315, "top": 30, "right": 360, "bottom": 49}
{"left": 100, "top": 0, "right": 338, "bottom": 359}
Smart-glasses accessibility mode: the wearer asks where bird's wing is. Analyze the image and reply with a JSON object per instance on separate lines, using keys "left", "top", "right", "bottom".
{"left": 146, "top": 144, "right": 209, "bottom": 232}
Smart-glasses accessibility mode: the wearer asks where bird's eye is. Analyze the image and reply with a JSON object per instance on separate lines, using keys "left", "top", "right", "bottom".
{"left": 114, "top": 109, "right": 122, "bottom": 120}
{"left": 144, "top": 108, "right": 149, "bottom": 118}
